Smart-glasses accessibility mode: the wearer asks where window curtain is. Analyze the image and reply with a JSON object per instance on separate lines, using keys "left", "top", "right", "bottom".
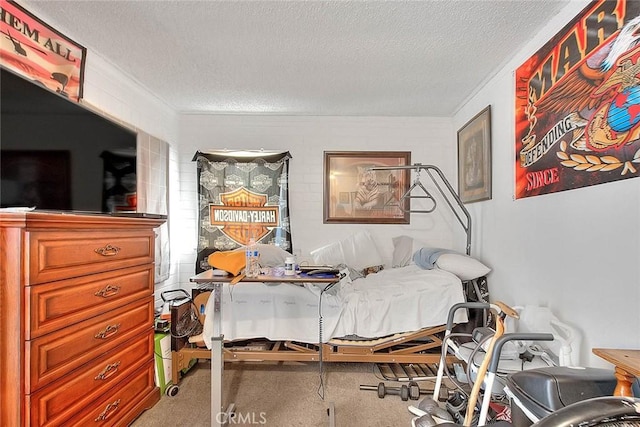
{"left": 137, "top": 132, "right": 170, "bottom": 282}
{"left": 193, "top": 151, "right": 292, "bottom": 273}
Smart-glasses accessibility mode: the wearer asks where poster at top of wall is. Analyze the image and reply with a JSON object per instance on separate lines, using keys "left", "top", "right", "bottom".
{"left": 515, "top": 0, "right": 640, "bottom": 199}
{"left": 0, "top": 0, "right": 86, "bottom": 101}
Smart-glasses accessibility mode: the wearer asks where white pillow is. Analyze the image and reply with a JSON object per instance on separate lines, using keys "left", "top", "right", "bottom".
{"left": 255, "top": 244, "right": 291, "bottom": 267}
{"left": 391, "top": 235, "right": 413, "bottom": 268}
{"left": 310, "top": 230, "right": 384, "bottom": 272}
{"left": 435, "top": 253, "right": 491, "bottom": 280}
{"left": 391, "top": 235, "right": 427, "bottom": 268}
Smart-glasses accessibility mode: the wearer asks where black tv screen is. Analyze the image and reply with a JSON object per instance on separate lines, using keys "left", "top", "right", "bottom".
{"left": 1, "top": 67, "right": 138, "bottom": 213}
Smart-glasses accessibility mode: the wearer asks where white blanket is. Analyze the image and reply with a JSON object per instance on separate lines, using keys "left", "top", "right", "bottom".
{"left": 202, "top": 265, "right": 467, "bottom": 348}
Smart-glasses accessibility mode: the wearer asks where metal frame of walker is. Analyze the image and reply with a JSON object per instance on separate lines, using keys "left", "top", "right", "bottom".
{"left": 426, "top": 302, "right": 554, "bottom": 426}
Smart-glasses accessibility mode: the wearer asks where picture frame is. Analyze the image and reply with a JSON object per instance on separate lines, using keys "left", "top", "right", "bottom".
{"left": 323, "top": 151, "right": 411, "bottom": 224}
{"left": 0, "top": 1, "right": 87, "bottom": 102}
{"left": 457, "top": 106, "right": 492, "bottom": 203}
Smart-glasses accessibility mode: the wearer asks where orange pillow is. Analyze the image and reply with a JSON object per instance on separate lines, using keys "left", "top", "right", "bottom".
{"left": 207, "top": 250, "right": 246, "bottom": 276}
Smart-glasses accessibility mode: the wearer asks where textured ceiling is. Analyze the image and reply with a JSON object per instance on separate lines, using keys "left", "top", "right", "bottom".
{"left": 24, "top": 0, "right": 570, "bottom": 116}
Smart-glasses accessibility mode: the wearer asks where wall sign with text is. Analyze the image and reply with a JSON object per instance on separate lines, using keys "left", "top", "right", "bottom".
{"left": 0, "top": 0, "right": 86, "bottom": 101}
{"left": 515, "top": 0, "right": 640, "bottom": 199}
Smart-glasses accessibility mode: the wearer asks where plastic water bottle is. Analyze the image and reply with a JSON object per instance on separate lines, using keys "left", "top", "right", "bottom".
{"left": 245, "top": 238, "right": 260, "bottom": 277}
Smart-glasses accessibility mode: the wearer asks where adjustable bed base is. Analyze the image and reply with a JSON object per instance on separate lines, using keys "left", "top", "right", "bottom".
{"left": 170, "top": 324, "right": 456, "bottom": 388}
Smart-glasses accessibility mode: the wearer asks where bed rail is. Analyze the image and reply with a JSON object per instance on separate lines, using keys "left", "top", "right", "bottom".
{"left": 368, "top": 163, "right": 472, "bottom": 255}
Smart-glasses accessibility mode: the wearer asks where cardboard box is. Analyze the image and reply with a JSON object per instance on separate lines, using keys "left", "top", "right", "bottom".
{"left": 154, "top": 333, "right": 172, "bottom": 395}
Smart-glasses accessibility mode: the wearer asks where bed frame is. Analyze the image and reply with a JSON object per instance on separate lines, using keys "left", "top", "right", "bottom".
{"left": 170, "top": 313, "right": 454, "bottom": 388}
{"left": 169, "top": 164, "right": 475, "bottom": 392}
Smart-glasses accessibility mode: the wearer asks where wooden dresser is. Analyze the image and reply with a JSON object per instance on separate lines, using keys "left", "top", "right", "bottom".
{"left": 0, "top": 211, "right": 165, "bottom": 426}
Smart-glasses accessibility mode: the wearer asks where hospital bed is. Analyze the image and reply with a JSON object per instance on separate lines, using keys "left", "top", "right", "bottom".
{"left": 172, "top": 265, "right": 471, "bottom": 379}
{"left": 176, "top": 266, "right": 482, "bottom": 427}
{"left": 170, "top": 164, "right": 489, "bottom": 427}
{"left": 170, "top": 164, "right": 487, "bottom": 381}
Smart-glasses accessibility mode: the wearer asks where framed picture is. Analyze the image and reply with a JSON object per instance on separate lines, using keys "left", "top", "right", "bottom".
{"left": 323, "top": 151, "right": 411, "bottom": 224}
{"left": 457, "top": 106, "right": 492, "bottom": 203}
{"left": 0, "top": 1, "right": 86, "bottom": 101}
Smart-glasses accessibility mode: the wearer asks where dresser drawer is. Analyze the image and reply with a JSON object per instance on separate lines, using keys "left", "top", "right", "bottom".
{"left": 27, "top": 332, "right": 154, "bottom": 427}
{"left": 26, "top": 265, "right": 153, "bottom": 339}
{"left": 27, "top": 230, "right": 155, "bottom": 284}
{"left": 26, "top": 298, "right": 154, "bottom": 392}
{"left": 65, "top": 361, "right": 157, "bottom": 427}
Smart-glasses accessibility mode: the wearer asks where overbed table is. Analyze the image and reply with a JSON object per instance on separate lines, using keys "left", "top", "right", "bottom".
{"left": 592, "top": 348, "right": 640, "bottom": 397}
{"left": 190, "top": 270, "right": 339, "bottom": 427}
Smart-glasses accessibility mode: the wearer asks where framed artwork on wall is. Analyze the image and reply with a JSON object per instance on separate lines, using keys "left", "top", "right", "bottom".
{"left": 457, "top": 106, "right": 492, "bottom": 203}
{"left": 323, "top": 151, "right": 411, "bottom": 224}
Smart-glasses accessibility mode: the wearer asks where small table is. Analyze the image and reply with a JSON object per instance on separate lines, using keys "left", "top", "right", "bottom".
{"left": 190, "top": 270, "right": 339, "bottom": 427}
{"left": 592, "top": 348, "right": 640, "bottom": 397}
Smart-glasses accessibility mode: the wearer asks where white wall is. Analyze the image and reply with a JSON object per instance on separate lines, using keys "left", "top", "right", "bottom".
{"left": 20, "top": 1, "right": 182, "bottom": 308}
{"left": 174, "top": 115, "right": 472, "bottom": 285}
{"left": 454, "top": 0, "right": 640, "bottom": 367}
{"left": 81, "top": 54, "right": 183, "bottom": 308}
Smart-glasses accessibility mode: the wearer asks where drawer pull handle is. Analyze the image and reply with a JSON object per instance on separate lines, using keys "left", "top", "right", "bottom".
{"left": 94, "top": 244, "right": 121, "bottom": 257}
{"left": 94, "top": 399, "right": 121, "bottom": 422}
{"left": 95, "top": 284, "right": 121, "bottom": 298}
{"left": 94, "top": 323, "right": 121, "bottom": 339}
{"left": 95, "top": 361, "right": 121, "bottom": 381}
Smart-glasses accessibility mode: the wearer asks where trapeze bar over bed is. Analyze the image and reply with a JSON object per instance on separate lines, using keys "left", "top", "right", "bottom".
{"left": 368, "top": 163, "right": 472, "bottom": 256}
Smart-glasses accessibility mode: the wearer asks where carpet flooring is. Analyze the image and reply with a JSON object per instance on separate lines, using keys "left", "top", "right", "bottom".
{"left": 131, "top": 361, "right": 442, "bottom": 426}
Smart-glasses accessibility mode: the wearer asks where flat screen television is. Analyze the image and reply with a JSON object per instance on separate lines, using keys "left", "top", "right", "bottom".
{"left": 1, "top": 67, "right": 138, "bottom": 213}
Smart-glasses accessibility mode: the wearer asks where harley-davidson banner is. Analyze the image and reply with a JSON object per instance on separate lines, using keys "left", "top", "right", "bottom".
{"left": 194, "top": 151, "right": 292, "bottom": 273}
{"left": 515, "top": 0, "right": 640, "bottom": 199}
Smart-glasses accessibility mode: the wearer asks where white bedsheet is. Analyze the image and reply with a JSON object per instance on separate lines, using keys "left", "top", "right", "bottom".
{"left": 202, "top": 265, "right": 467, "bottom": 348}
